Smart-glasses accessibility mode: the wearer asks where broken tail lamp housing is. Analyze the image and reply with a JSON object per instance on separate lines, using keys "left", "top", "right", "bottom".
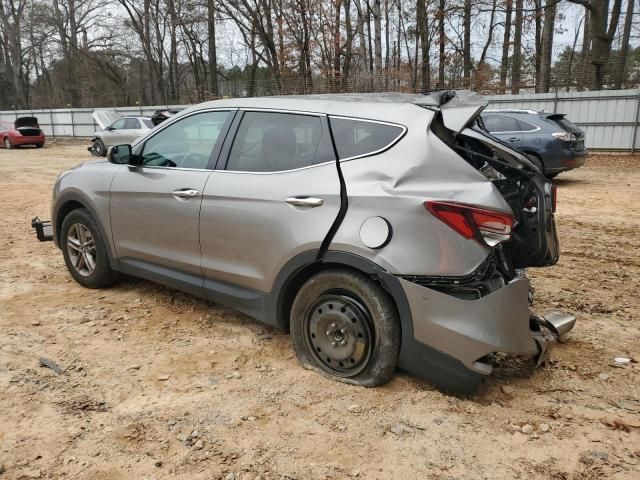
{"left": 425, "top": 201, "right": 513, "bottom": 247}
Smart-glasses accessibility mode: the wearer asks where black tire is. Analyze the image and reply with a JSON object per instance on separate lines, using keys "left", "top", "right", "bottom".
{"left": 547, "top": 173, "right": 559, "bottom": 180}
{"left": 526, "top": 153, "right": 544, "bottom": 175}
{"left": 4, "top": 137, "right": 12, "bottom": 149}
{"left": 91, "top": 138, "right": 107, "bottom": 157}
{"left": 290, "top": 269, "right": 401, "bottom": 387}
{"left": 36, "top": 143, "right": 44, "bottom": 148}
{"left": 60, "top": 208, "right": 119, "bottom": 288}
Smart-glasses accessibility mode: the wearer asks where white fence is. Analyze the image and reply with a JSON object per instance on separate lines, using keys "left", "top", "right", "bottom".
{"left": 2, "top": 89, "right": 640, "bottom": 151}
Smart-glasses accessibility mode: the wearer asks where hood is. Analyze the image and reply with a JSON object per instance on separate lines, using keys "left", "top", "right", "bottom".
{"left": 15, "top": 117, "right": 39, "bottom": 129}
{"left": 92, "top": 110, "right": 121, "bottom": 130}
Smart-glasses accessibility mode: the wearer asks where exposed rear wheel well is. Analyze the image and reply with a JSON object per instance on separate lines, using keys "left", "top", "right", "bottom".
{"left": 56, "top": 200, "right": 86, "bottom": 244}
{"left": 278, "top": 260, "right": 399, "bottom": 334}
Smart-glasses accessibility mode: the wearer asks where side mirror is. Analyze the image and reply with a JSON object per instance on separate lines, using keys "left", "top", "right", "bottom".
{"left": 108, "top": 144, "right": 142, "bottom": 166}
{"left": 106, "top": 126, "right": 114, "bottom": 131}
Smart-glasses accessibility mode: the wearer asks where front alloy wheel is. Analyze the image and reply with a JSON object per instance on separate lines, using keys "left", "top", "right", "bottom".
{"left": 66, "top": 223, "right": 97, "bottom": 277}
{"left": 291, "top": 269, "right": 401, "bottom": 387}
{"left": 61, "top": 208, "right": 119, "bottom": 288}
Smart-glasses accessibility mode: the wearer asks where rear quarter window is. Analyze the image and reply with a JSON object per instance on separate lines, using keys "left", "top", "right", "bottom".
{"left": 330, "top": 117, "right": 404, "bottom": 159}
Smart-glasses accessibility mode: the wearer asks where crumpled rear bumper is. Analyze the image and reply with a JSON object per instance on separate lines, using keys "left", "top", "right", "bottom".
{"left": 397, "top": 277, "right": 574, "bottom": 375}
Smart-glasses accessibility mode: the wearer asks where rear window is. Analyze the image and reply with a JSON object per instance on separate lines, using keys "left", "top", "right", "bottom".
{"left": 142, "top": 119, "right": 154, "bottom": 128}
{"left": 517, "top": 119, "right": 538, "bottom": 131}
{"left": 330, "top": 117, "right": 404, "bottom": 159}
{"left": 548, "top": 116, "right": 580, "bottom": 133}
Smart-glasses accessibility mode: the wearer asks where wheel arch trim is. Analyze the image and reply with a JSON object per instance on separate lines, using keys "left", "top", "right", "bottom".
{"left": 271, "top": 249, "right": 483, "bottom": 392}
{"left": 53, "top": 190, "right": 118, "bottom": 269}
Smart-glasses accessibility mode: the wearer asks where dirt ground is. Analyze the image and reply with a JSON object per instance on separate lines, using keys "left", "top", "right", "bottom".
{"left": 1, "top": 140, "right": 639, "bottom": 480}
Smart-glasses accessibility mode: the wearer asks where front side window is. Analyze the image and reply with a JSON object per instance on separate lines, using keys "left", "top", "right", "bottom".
{"left": 226, "top": 112, "right": 332, "bottom": 172}
{"left": 110, "top": 118, "right": 126, "bottom": 130}
{"left": 483, "top": 115, "right": 521, "bottom": 133}
{"left": 330, "top": 117, "right": 404, "bottom": 159}
{"left": 141, "top": 111, "right": 231, "bottom": 169}
{"left": 124, "top": 118, "right": 140, "bottom": 129}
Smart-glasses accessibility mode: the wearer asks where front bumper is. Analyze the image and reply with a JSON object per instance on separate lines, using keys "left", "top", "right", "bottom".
{"left": 398, "top": 277, "right": 575, "bottom": 375}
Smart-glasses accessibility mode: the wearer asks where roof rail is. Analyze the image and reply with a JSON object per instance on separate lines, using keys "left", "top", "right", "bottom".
{"left": 484, "top": 108, "right": 540, "bottom": 115}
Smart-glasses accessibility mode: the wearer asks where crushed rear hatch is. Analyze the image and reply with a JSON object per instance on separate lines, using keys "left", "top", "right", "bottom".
{"left": 426, "top": 91, "right": 559, "bottom": 270}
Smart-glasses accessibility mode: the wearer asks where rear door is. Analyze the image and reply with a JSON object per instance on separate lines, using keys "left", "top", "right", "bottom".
{"left": 482, "top": 114, "right": 523, "bottom": 148}
{"left": 199, "top": 110, "right": 341, "bottom": 295}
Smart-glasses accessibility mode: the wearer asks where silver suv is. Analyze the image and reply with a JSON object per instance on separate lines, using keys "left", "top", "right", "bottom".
{"left": 47, "top": 91, "right": 575, "bottom": 392}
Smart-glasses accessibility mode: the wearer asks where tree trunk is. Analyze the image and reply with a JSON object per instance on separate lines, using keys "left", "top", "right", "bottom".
{"left": 373, "top": 0, "right": 383, "bottom": 78}
{"left": 612, "top": 0, "right": 634, "bottom": 89}
{"left": 534, "top": 0, "right": 542, "bottom": 88}
{"left": 463, "top": 0, "right": 471, "bottom": 87}
{"left": 207, "top": 0, "right": 219, "bottom": 97}
{"left": 512, "top": 0, "right": 523, "bottom": 93}
{"left": 580, "top": 6, "right": 591, "bottom": 90}
{"left": 417, "top": 0, "right": 430, "bottom": 93}
{"left": 343, "top": 0, "right": 353, "bottom": 89}
{"left": 499, "top": 0, "right": 512, "bottom": 93}
{"left": 537, "top": 0, "right": 556, "bottom": 93}
{"left": 438, "top": 0, "right": 445, "bottom": 88}
{"left": 334, "top": 0, "right": 343, "bottom": 91}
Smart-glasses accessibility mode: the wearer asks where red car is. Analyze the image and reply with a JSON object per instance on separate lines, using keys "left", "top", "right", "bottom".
{"left": 1, "top": 117, "right": 46, "bottom": 149}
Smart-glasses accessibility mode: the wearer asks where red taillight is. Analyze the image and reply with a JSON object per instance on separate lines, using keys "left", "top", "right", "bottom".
{"left": 551, "top": 185, "right": 557, "bottom": 213}
{"left": 424, "top": 201, "right": 513, "bottom": 247}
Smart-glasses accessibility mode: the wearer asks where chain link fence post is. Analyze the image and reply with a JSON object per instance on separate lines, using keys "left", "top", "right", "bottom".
{"left": 632, "top": 90, "right": 640, "bottom": 154}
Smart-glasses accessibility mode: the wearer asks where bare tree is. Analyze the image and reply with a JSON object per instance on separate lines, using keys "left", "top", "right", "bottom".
{"left": 537, "top": 0, "right": 556, "bottom": 93}
{"left": 568, "top": 0, "right": 623, "bottom": 90}
{"left": 612, "top": 0, "right": 635, "bottom": 89}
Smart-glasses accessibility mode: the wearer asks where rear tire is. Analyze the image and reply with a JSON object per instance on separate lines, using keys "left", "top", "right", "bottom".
{"left": 61, "top": 208, "right": 119, "bottom": 288}
{"left": 36, "top": 143, "right": 44, "bottom": 148}
{"left": 290, "top": 269, "right": 401, "bottom": 387}
{"left": 4, "top": 137, "right": 12, "bottom": 149}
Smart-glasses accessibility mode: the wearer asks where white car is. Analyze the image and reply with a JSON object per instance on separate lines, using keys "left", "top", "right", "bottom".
{"left": 88, "top": 110, "right": 154, "bottom": 156}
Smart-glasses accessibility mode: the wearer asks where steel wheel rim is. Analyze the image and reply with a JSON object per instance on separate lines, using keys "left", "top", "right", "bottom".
{"left": 304, "top": 291, "right": 373, "bottom": 377}
{"left": 66, "top": 223, "right": 96, "bottom": 277}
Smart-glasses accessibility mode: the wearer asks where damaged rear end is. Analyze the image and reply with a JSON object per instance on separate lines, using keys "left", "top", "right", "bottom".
{"left": 394, "top": 91, "right": 575, "bottom": 389}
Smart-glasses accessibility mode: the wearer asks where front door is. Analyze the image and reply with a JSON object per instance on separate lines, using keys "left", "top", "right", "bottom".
{"left": 199, "top": 111, "right": 341, "bottom": 295}
{"left": 109, "top": 110, "right": 234, "bottom": 293}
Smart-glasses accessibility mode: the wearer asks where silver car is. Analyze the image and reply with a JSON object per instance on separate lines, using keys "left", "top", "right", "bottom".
{"left": 88, "top": 110, "right": 154, "bottom": 156}
{"left": 45, "top": 91, "right": 575, "bottom": 392}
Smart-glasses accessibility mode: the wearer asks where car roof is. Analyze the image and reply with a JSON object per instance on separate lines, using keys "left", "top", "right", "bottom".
{"left": 483, "top": 109, "right": 540, "bottom": 115}
{"left": 188, "top": 93, "right": 438, "bottom": 123}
